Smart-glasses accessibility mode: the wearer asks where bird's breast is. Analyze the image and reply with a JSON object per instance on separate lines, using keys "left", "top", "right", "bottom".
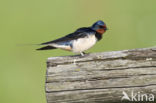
{"left": 72, "top": 34, "right": 97, "bottom": 53}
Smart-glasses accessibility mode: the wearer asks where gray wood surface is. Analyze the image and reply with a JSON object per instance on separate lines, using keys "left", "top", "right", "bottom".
{"left": 46, "top": 47, "right": 156, "bottom": 103}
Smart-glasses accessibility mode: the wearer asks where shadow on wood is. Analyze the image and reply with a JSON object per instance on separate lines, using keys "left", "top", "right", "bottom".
{"left": 45, "top": 47, "right": 156, "bottom": 103}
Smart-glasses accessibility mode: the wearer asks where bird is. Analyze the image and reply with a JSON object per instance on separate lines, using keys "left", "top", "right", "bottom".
{"left": 36, "top": 20, "right": 108, "bottom": 56}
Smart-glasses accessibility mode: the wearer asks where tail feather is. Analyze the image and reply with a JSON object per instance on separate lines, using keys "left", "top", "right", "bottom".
{"left": 36, "top": 46, "right": 56, "bottom": 50}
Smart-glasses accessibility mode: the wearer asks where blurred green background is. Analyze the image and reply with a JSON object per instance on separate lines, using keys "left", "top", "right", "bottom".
{"left": 0, "top": 0, "right": 156, "bottom": 103}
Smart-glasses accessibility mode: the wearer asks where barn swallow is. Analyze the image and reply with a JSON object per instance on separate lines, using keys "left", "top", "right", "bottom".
{"left": 37, "top": 20, "right": 107, "bottom": 56}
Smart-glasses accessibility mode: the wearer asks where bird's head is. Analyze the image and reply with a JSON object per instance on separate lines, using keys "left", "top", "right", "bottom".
{"left": 91, "top": 20, "right": 107, "bottom": 35}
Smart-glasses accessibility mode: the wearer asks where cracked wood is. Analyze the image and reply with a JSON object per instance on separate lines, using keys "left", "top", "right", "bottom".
{"left": 46, "top": 47, "right": 156, "bottom": 103}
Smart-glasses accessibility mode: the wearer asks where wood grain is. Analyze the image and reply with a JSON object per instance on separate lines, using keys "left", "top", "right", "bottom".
{"left": 46, "top": 47, "right": 156, "bottom": 103}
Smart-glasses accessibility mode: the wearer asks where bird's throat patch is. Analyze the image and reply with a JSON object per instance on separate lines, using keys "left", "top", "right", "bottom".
{"left": 96, "top": 29, "right": 105, "bottom": 34}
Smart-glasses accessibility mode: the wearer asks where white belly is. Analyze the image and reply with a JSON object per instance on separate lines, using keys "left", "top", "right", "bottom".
{"left": 72, "top": 35, "right": 97, "bottom": 53}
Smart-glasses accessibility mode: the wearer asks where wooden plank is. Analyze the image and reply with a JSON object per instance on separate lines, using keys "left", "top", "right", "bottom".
{"left": 46, "top": 47, "right": 156, "bottom": 103}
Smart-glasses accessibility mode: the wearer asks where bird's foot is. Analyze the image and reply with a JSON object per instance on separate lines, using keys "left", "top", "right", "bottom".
{"left": 80, "top": 52, "right": 89, "bottom": 57}
{"left": 72, "top": 52, "right": 89, "bottom": 57}
{"left": 80, "top": 52, "right": 85, "bottom": 56}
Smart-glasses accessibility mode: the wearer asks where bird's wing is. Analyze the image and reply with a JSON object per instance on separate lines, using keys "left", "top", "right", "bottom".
{"left": 41, "top": 27, "right": 95, "bottom": 45}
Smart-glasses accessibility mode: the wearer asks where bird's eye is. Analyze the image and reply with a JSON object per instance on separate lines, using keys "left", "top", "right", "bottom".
{"left": 99, "top": 26, "right": 104, "bottom": 29}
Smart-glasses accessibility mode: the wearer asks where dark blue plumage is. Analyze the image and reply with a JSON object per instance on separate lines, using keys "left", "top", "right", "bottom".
{"left": 41, "top": 28, "right": 95, "bottom": 45}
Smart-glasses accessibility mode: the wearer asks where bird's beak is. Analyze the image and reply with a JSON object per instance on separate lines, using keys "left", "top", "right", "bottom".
{"left": 104, "top": 27, "right": 108, "bottom": 31}
{"left": 102, "top": 25, "right": 108, "bottom": 31}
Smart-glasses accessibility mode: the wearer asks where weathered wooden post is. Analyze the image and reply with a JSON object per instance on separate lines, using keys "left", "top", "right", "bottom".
{"left": 45, "top": 47, "right": 156, "bottom": 103}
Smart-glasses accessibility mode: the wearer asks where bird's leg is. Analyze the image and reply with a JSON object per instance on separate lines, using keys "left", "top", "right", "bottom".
{"left": 80, "top": 52, "right": 85, "bottom": 56}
